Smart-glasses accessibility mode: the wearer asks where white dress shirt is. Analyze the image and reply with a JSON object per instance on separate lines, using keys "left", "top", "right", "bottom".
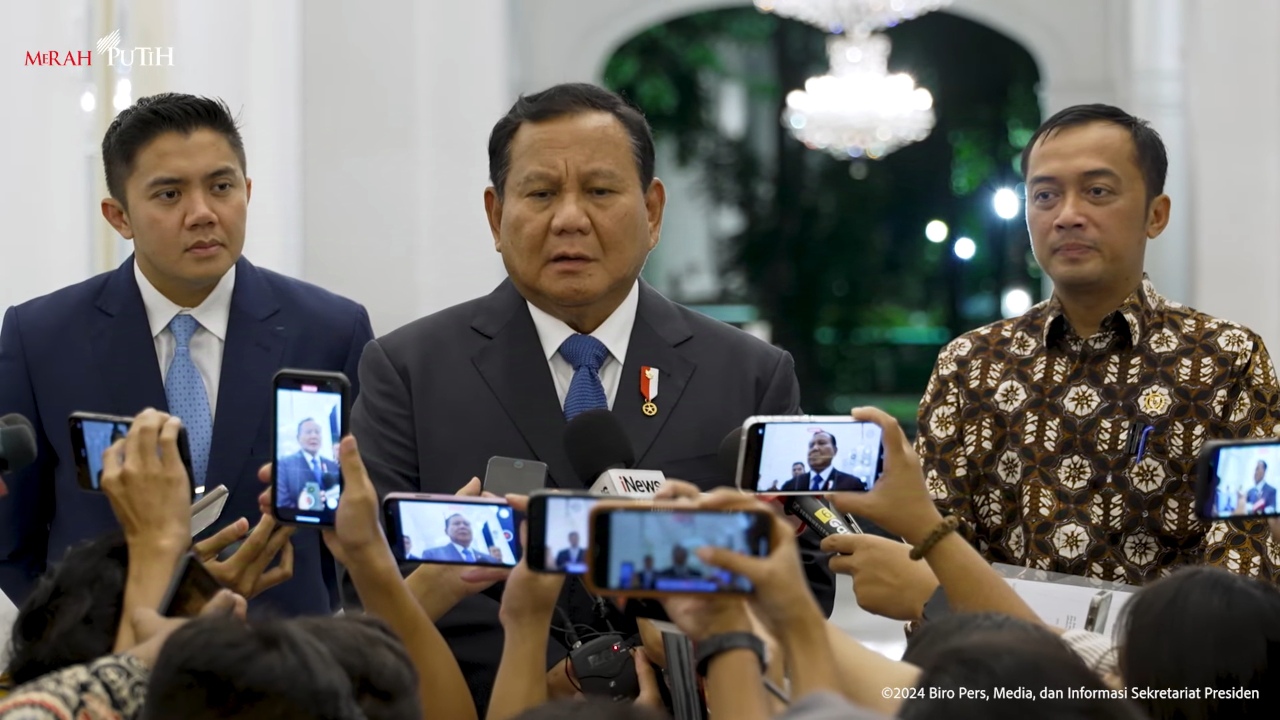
{"left": 452, "top": 543, "right": 477, "bottom": 560}
{"left": 527, "top": 281, "right": 639, "bottom": 410}
{"left": 134, "top": 261, "right": 236, "bottom": 418}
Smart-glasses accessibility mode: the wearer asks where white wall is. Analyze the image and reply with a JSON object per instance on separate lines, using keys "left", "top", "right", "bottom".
{"left": 302, "top": 0, "right": 509, "bottom": 336}
{"left": 1185, "top": 0, "right": 1280, "bottom": 348}
{"left": 0, "top": 1, "right": 97, "bottom": 310}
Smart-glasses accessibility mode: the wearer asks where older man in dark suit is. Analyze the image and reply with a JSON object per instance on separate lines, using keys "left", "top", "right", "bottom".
{"left": 276, "top": 418, "right": 341, "bottom": 510}
{"left": 350, "top": 82, "right": 831, "bottom": 713}
{"left": 780, "top": 431, "right": 868, "bottom": 492}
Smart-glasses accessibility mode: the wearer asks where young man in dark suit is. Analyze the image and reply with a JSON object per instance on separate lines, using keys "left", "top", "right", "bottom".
{"left": 0, "top": 94, "right": 373, "bottom": 616}
{"left": 350, "top": 82, "right": 833, "bottom": 713}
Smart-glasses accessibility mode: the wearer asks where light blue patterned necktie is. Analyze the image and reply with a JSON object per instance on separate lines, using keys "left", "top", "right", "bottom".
{"left": 559, "top": 334, "right": 609, "bottom": 421}
{"left": 165, "top": 314, "right": 212, "bottom": 492}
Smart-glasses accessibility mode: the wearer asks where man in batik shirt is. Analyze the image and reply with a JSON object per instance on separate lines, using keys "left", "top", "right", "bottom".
{"left": 916, "top": 104, "right": 1280, "bottom": 585}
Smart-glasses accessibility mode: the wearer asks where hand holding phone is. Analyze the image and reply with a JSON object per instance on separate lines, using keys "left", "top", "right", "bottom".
{"left": 736, "top": 415, "right": 884, "bottom": 495}
{"left": 69, "top": 411, "right": 196, "bottom": 494}
{"left": 385, "top": 493, "right": 523, "bottom": 567}
{"left": 585, "top": 501, "right": 773, "bottom": 597}
{"left": 271, "top": 370, "right": 350, "bottom": 527}
{"left": 160, "top": 551, "right": 226, "bottom": 617}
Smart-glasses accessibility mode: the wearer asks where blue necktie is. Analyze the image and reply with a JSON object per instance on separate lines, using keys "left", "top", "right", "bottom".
{"left": 810, "top": 473, "right": 823, "bottom": 492}
{"left": 311, "top": 455, "right": 322, "bottom": 484}
{"left": 165, "top": 315, "right": 212, "bottom": 492}
{"left": 462, "top": 548, "right": 474, "bottom": 562}
{"left": 559, "top": 334, "right": 609, "bottom": 420}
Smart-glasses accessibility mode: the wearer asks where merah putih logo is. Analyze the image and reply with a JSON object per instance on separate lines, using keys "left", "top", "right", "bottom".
{"left": 24, "top": 29, "right": 173, "bottom": 66}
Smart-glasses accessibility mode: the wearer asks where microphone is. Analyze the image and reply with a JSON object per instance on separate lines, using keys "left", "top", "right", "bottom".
{"left": 563, "top": 409, "right": 664, "bottom": 496}
{"left": 0, "top": 414, "right": 37, "bottom": 474}
{"left": 782, "top": 494, "right": 859, "bottom": 537}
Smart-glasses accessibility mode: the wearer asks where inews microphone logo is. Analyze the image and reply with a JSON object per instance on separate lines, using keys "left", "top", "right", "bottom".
{"left": 618, "top": 475, "right": 664, "bottom": 495}
{"left": 24, "top": 29, "right": 174, "bottom": 67}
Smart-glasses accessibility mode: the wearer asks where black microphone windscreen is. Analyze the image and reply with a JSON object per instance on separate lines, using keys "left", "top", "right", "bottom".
{"left": 0, "top": 413, "right": 38, "bottom": 474}
{"left": 716, "top": 427, "right": 745, "bottom": 486}
{"left": 563, "top": 409, "right": 636, "bottom": 484}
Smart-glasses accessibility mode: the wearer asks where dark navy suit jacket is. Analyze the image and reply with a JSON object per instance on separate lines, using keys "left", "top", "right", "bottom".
{"left": 0, "top": 256, "right": 373, "bottom": 616}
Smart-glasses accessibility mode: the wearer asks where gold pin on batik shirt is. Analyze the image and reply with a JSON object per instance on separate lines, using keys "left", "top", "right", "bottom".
{"left": 640, "top": 366, "right": 659, "bottom": 416}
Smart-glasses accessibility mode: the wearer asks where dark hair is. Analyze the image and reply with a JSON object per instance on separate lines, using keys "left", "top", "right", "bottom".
{"left": 511, "top": 698, "right": 668, "bottom": 720}
{"left": 5, "top": 533, "right": 129, "bottom": 684}
{"left": 1259, "top": 460, "right": 1269, "bottom": 473}
{"left": 812, "top": 431, "right": 837, "bottom": 450}
{"left": 296, "top": 418, "right": 318, "bottom": 437}
{"left": 901, "top": 635, "right": 1146, "bottom": 720}
{"left": 101, "top": 93, "right": 246, "bottom": 207}
{"left": 1020, "top": 104, "right": 1167, "bottom": 202}
{"left": 902, "top": 612, "right": 1063, "bottom": 667}
{"left": 142, "top": 616, "right": 364, "bottom": 720}
{"left": 487, "top": 83, "right": 655, "bottom": 199}
{"left": 1118, "top": 565, "right": 1280, "bottom": 720}
{"left": 293, "top": 615, "right": 420, "bottom": 720}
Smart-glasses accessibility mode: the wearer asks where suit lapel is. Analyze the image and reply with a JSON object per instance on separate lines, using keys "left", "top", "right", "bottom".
{"left": 208, "top": 259, "right": 285, "bottom": 496}
{"left": 614, "top": 283, "right": 695, "bottom": 466}
{"left": 471, "top": 282, "right": 577, "bottom": 487}
{"left": 90, "top": 259, "right": 169, "bottom": 415}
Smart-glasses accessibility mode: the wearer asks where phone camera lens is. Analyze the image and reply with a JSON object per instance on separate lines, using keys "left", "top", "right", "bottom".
{"left": 514, "top": 460, "right": 524, "bottom": 469}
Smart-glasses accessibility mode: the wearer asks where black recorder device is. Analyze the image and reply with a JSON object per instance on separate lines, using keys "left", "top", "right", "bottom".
{"left": 571, "top": 634, "right": 641, "bottom": 701}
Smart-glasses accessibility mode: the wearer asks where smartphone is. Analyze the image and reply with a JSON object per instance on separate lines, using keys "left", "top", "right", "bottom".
{"left": 68, "top": 412, "right": 196, "bottom": 494}
{"left": 159, "top": 551, "right": 225, "bottom": 618}
{"left": 736, "top": 415, "right": 884, "bottom": 495}
{"left": 271, "top": 370, "right": 350, "bottom": 527}
{"left": 484, "top": 456, "right": 549, "bottom": 496}
{"left": 526, "top": 490, "right": 604, "bottom": 574}
{"left": 1085, "top": 591, "right": 1113, "bottom": 633}
{"left": 586, "top": 504, "right": 773, "bottom": 597}
{"left": 190, "top": 485, "right": 230, "bottom": 537}
{"left": 384, "top": 493, "right": 523, "bottom": 567}
{"left": 1196, "top": 438, "right": 1280, "bottom": 519}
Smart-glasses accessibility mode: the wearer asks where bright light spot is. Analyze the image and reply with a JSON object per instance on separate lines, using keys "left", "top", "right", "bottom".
{"left": 925, "top": 220, "right": 948, "bottom": 243}
{"left": 80, "top": 90, "right": 96, "bottom": 112}
{"left": 993, "top": 187, "right": 1020, "bottom": 220}
{"left": 954, "top": 236, "right": 976, "bottom": 260}
{"left": 112, "top": 79, "right": 132, "bottom": 111}
{"left": 1002, "top": 288, "right": 1032, "bottom": 317}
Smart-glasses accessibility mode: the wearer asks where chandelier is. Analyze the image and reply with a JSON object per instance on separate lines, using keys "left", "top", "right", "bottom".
{"left": 754, "top": 0, "right": 952, "bottom": 35}
{"left": 782, "top": 33, "right": 935, "bottom": 159}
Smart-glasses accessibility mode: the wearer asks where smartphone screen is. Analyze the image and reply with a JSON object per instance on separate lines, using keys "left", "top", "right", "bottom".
{"left": 527, "top": 492, "right": 601, "bottom": 574}
{"left": 1197, "top": 439, "right": 1280, "bottom": 519}
{"left": 484, "top": 456, "right": 548, "bottom": 496}
{"left": 160, "top": 552, "right": 225, "bottom": 618}
{"left": 385, "top": 494, "right": 522, "bottom": 567}
{"left": 271, "top": 371, "right": 350, "bottom": 527}
{"left": 738, "top": 416, "right": 884, "bottom": 494}
{"left": 590, "top": 508, "right": 771, "bottom": 595}
{"left": 69, "top": 412, "right": 195, "bottom": 493}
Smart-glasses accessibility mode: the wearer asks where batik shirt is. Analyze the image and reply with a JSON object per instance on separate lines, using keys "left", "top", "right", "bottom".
{"left": 916, "top": 276, "right": 1280, "bottom": 584}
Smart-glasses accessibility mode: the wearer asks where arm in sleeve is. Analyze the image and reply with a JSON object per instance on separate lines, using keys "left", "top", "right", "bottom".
{"left": 760, "top": 350, "right": 838, "bottom": 617}
{"left": 0, "top": 654, "right": 149, "bottom": 720}
{"left": 0, "top": 306, "right": 52, "bottom": 603}
{"left": 349, "top": 338, "right": 420, "bottom": 500}
{"left": 916, "top": 342, "right": 978, "bottom": 539}
{"left": 1203, "top": 334, "right": 1280, "bottom": 579}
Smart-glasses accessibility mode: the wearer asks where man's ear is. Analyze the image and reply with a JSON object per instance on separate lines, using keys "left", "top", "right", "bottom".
{"left": 1146, "top": 194, "right": 1171, "bottom": 239}
{"left": 484, "top": 187, "right": 503, "bottom": 252}
{"left": 101, "top": 198, "right": 134, "bottom": 239}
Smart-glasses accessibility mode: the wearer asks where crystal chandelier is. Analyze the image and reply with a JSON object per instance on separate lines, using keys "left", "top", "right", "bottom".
{"left": 782, "top": 33, "right": 935, "bottom": 159}
{"left": 754, "top": 0, "right": 952, "bottom": 35}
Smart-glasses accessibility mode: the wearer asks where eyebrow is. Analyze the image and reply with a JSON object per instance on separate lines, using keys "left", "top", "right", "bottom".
{"left": 144, "top": 165, "right": 239, "bottom": 190}
{"left": 1028, "top": 168, "right": 1123, "bottom": 186}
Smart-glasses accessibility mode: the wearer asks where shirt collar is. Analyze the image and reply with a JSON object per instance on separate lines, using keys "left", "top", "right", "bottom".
{"left": 527, "top": 281, "right": 640, "bottom": 366}
{"left": 1041, "top": 274, "right": 1164, "bottom": 348}
{"left": 134, "top": 260, "right": 236, "bottom": 341}
{"left": 813, "top": 466, "right": 833, "bottom": 481}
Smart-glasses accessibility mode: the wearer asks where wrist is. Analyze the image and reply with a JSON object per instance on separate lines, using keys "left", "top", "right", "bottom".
{"left": 693, "top": 613, "right": 753, "bottom": 642}
{"left": 899, "top": 507, "right": 948, "bottom": 547}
